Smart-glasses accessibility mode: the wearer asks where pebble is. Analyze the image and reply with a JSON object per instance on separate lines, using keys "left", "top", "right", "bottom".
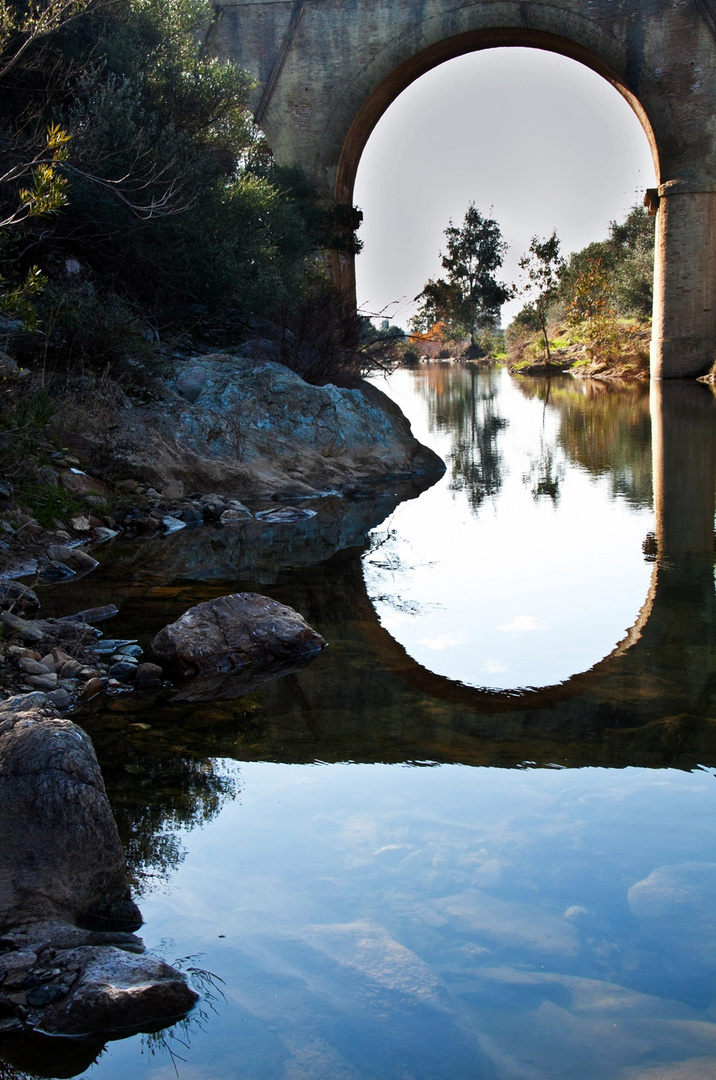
{"left": 80, "top": 677, "right": 102, "bottom": 700}
{"left": 18, "top": 658, "right": 50, "bottom": 676}
{"left": 135, "top": 662, "right": 163, "bottom": 691}
{"left": 47, "top": 689, "right": 72, "bottom": 711}
{"left": 57, "top": 659, "right": 84, "bottom": 679}
{"left": 219, "top": 508, "right": 251, "bottom": 526}
{"left": 109, "top": 661, "right": 137, "bottom": 682}
{"left": 26, "top": 674, "right": 57, "bottom": 691}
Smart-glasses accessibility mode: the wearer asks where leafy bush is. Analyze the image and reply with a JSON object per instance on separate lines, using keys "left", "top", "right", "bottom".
{"left": 0, "top": 0, "right": 334, "bottom": 372}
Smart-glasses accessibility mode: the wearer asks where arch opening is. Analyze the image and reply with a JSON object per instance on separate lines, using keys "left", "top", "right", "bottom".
{"left": 341, "top": 39, "right": 658, "bottom": 336}
{"left": 337, "top": 30, "right": 661, "bottom": 211}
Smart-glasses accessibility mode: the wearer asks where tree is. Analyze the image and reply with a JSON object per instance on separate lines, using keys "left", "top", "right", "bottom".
{"left": 557, "top": 205, "right": 655, "bottom": 320}
{"left": 517, "top": 231, "right": 565, "bottom": 361}
{"left": 412, "top": 203, "right": 511, "bottom": 350}
{"left": 566, "top": 257, "right": 626, "bottom": 363}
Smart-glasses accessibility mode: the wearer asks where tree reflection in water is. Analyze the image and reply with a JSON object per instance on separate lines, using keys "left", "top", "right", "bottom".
{"left": 412, "top": 363, "right": 507, "bottom": 509}
{"left": 77, "top": 702, "right": 244, "bottom": 892}
{"left": 514, "top": 375, "right": 652, "bottom": 508}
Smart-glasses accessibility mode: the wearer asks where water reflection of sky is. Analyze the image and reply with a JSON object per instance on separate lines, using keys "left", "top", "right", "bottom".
{"left": 364, "top": 367, "right": 654, "bottom": 689}
{"left": 99, "top": 761, "right": 716, "bottom": 1080}
{"left": 16, "top": 368, "right": 716, "bottom": 1080}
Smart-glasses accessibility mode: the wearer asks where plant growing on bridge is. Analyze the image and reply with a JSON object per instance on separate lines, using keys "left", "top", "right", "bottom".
{"left": 412, "top": 203, "right": 511, "bottom": 353}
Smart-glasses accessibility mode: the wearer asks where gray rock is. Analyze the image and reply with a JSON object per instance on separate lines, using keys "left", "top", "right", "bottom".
{"left": 95, "top": 356, "right": 445, "bottom": 500}
{"left": 46, "top": 545, "right": 99, "bottom": 573}
{"left": 0, "top": 700, "right": 198, "bottom": 1037}
{"left": 149, "top": 592, "right": 326, "bottom": 701}
{"left": 37, "top": 560, "right": 75, "bottom": 582}
{"left": 47, "top": 688, "right": 72, "bottom": 711}
{"left": 0, "top": 692, "right": 49, "bottom": 714}
{"left": 38, "top": 945, "right": 198, "bottom": 1036}
{"left": 108, "top": 661, "right": 137, "bottom": 683}
{"left": 219, "top": 508, "right": 251, "bottom": 526}
{"left": 179, "top": 506, "right": 203, "bottom": 525}
{"left": 162, "top": 514, "right": 186, "bottom": 533}
{"left": 26, "top": 674, "right": 57, "bottom": 691}
{"left": 18, "top": 658, "right": 51, "bottom": 676}
{"left": 134, "top": 662, "right": 163, "bottom": 691}
{"left": 60, "top": 604, "right": 119, "bottom": 625}
{"left": 0, "top": 705, "right": 140, "bottom": 930}
{"left": 91, "top": 638, "right": 137, "bottom": 655}
{"left": 255, "top": 506, "right": 317, "bottom": 524}
{"left": 0, "top": 612, "right": 45, "bottom": 644}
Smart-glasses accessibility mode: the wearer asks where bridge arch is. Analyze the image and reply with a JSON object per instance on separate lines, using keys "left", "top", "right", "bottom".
{"left": 335, "top": 28, "right": 661, "bottom": 212}
{"left": 208, "top": 0, "right": 716, "bottom": 377}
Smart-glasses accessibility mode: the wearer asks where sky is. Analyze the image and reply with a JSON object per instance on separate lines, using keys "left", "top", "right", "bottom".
{"left": 353, "top": 47, "right": 657, "bottom": 329}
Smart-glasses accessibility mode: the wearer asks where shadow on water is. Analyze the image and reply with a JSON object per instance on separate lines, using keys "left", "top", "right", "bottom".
{"left": 54, "top": 376, "right": 716, "bottom": 782}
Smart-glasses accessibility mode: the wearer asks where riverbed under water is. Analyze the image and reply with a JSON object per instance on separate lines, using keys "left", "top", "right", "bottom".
{"left": 4, "top": 364, "right": 716, "bottom": 1080}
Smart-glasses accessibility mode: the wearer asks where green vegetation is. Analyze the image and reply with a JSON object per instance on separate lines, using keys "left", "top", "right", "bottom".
{"left": 412, "top": 203, "right": 511, "bottom": 354}
{"left": 507, "top": 205, "right": 655, "bottom": 372}
{"left": 0, "top": 0, "right": 348, "bottom": 381}
{"left": 517, "top": 231, "right": 565, "bottom": 361}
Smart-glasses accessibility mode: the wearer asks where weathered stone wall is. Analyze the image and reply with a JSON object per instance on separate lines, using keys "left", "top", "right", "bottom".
{"left": 206, "top": 0, "right": 716, "bottom": 377}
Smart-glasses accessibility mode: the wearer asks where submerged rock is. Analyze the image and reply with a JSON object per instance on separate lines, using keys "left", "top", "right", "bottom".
{"left": 255, "top": 506, "right": 317, "bottom": 523}
{"left": 149, "top": 592, "right": 327, "bottom": 700}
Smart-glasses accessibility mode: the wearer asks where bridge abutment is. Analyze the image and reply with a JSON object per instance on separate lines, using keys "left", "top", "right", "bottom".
{"left": 651, "top": 184, "right": 716, "bottom": 378}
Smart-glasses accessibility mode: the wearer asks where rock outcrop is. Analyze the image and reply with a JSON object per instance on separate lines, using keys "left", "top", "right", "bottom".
{"left": 87, "top": 356, "right": 445, "bottom": 499}
{"left": 149, "top": 591, "right": 327, "bottom": 700}
{"left": 0, "top": 696, "right": 198, "bottom": 1037}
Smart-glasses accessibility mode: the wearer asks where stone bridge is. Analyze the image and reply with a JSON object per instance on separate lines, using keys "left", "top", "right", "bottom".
{"left": 205, "top": 0, "right": 716, "bottom": 378}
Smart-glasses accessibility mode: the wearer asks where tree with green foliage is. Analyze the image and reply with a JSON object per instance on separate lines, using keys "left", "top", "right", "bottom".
{"left": 412, "top": 203, "right": 511, "bottom": 350}
{"left": 0, "top": 0, "right": 333, "bottom": 369}
{"left": 517, "top": 231, "right": 565, "bottom": 361}
{"left": 558, "top": 205, "right": 655, "bottom": 320}
{"left": 566, "top": 257, "right": 627, "bottom": 363}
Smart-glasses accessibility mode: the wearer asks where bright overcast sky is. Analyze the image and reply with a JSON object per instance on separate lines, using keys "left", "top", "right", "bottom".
{"left": 353, "top": 47, "right": 657, "bottom": 328}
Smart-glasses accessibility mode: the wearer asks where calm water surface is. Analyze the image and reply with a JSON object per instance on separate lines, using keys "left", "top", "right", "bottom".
{"left": 5, "top": 365, "right": 716, "bottom": 1080}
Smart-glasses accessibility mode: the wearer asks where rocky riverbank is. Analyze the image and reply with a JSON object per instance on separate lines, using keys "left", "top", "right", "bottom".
{"left": 0, "top": 352, "right": 444, "bottom": 582}
{"left": 0, "top": 693, "right": 199, "bottom": 1040}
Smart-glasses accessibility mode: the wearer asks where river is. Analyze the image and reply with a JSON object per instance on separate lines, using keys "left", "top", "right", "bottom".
{"left": 4, "top": 364, "right": 716, "bottom": 1080}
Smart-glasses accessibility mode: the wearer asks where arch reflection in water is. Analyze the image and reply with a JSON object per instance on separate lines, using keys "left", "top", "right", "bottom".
{"left": 363, "top": 365, "right": 656, "bottom": 690}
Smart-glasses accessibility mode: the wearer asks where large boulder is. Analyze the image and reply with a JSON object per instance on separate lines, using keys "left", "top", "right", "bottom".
{"left": 87, "top": 356, "right": 445, "bottom": 499}
{"left": 0, "top": 698, "right": 139, "bottom": 932}
{"left": 149, "top": 592, "right": 327, "bottom": 700}
{"left": 0, "top": 696, "right": 198, "bottom": 1039}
